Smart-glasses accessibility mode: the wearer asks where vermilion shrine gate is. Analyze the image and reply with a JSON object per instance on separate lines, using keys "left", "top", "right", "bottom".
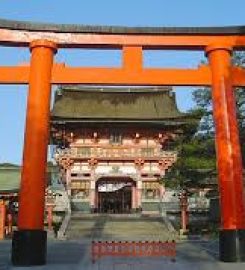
{"left": 0, "top": 19, "right": 245, "bottom": 265}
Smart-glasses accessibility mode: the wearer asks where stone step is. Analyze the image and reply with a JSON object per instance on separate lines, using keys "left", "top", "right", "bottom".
{"left": 70, "top": 213, "right": 163, "bottom": 221}
{"left": 65, "top": 214, "right": 177, "bottom": 241}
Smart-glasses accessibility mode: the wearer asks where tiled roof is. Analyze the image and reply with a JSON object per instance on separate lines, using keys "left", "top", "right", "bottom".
{"left": 51, "top": 86, "right": 186, "bottom": 122}
{"left": 0, "top": 165, "right": 20, "bottom": 193}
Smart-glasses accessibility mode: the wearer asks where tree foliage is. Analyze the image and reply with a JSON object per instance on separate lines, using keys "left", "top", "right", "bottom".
{"left": 164, "top": 124, "right": 216, "bottom": 190}
{"left": 192, "top": 51, "right": 245, "bottom": 164}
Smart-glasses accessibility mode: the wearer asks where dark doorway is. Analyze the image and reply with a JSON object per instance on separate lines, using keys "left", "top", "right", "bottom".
{"left": 97, "top": 183, "right": 132, "bottom": 214}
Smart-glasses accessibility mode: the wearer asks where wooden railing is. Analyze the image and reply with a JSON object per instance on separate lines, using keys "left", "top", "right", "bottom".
{"left": 91, "top": 240, "right": 176, "bottom": 263}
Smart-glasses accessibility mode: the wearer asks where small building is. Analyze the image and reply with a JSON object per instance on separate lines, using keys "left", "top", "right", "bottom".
{"left": 0, "top": 163, "right": 20, "bottom": 211}
{"left": 51, "top": 86, "right": 189, "bottom": 213}
{"left": 0, "top": 163, "right": 62, "bottom": 212}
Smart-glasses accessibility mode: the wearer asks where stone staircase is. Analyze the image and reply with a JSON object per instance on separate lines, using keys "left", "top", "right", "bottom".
{"left": 65, "top": 213, "right": 177, "bottom": 241}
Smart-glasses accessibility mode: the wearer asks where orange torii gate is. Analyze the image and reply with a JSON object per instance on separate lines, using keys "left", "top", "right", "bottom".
{"left": 0, "top": 19, "right": 245, "bottom": 265}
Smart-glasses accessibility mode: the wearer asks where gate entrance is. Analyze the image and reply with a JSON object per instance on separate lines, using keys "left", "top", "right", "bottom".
{"left": 97, "top": 179, "right": 134, "bottom": 214}
{"left": 98, "top": 185, "right": 132, "bottom": 214}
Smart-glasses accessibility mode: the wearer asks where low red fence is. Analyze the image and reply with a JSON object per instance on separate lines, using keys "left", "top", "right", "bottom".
{"left": 91, "top": 240, "right": 176, "bottom": 263}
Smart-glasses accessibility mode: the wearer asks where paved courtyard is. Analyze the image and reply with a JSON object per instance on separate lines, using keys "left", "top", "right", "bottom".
{"left": 0, "top": 215, "right": 244, "bottom": 269}
{"left": 1, "top": 238, "right": 244, "bottom": 270}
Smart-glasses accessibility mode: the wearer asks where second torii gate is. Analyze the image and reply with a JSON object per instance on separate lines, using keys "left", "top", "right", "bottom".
{"left": 0, "top": 19, "right": 245, "bottom": 265}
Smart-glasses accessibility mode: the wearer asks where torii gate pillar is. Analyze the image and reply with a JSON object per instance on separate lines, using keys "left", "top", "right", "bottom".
{"left": 11, "top": 40, "right": 57, "bottom": 266}
{"left": 206, "top": 44, "right": 245, "bottom": 262}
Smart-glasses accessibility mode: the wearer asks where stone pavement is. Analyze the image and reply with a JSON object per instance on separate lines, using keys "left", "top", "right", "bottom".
{"left": 0, "top": 239, "right": 245, "bottom": 270}
{"left": 0, "top": 215, "right": 244, "bottom": 269}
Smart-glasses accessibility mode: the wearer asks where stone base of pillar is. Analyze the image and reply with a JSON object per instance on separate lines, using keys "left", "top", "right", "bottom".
{"left": 11, "top": 230, "right": 47, "bottom": 266}
{"left": 219, "top": 229, "right": 245, "bottom": 262}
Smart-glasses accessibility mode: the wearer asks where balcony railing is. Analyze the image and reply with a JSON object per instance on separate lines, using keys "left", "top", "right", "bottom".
{"left": 55, "top": 146, "right": 177, "bottom": 160}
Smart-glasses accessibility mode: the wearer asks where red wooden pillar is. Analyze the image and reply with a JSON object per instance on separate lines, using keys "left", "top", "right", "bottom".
{"left": 90, "top": 188, "right": 96, "bottom": 213}
{"left": 47, "top": 205, "right": 54, "bottom": 231}
{"left": 0, "top": 200, "right": 6, "bottom": 240}
{"left": 131, "top": 184, "right": 136, "bottom": 211}
{"left": 180, "top": 192, "right": 188, "bottom": 234}
{"left": 206, "top": 44, "right": 245, "bottom": 262}
{"left": 6, "top": 212, "right": 13, "bottom": 236}
{"left": 136, "top": 180, "right": 142, "bottom": 211}
{"left": 12, "top": 40, "right": 57, "bottom": 266}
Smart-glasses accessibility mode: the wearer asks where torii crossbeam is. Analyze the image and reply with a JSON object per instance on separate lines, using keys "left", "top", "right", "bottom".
{"left": 0, "top": 19, "right": 245, "bottom": 265}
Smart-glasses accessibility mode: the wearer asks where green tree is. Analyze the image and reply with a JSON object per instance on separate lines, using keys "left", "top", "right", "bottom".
{"left": 192, "top": 51, "right": 245, "bottom": 164}
{"left": 164, "top": 133, "right": 216, "bottom": 190}
{"left": 163, "top": 109, "right": 216, "bottom": 190}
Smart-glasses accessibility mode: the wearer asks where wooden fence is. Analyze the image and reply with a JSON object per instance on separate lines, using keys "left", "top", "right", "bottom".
{"left": 91, "top": 240, "right": 176, "bottom": 263}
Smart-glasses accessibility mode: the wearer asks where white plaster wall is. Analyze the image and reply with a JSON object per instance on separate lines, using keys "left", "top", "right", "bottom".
{"left": 75, "top": 139, "right": 84, "bottom": 144}
{"left": 139, "top": 138, "right": 147, "bottom": 146}
{"left": 123, "top": 138, "right": 133, "bottom": 145}
{"left": 98, "top": 138, "right": 108, "bottom": 145}
{"left": 141, "top": 163, "right": 160, "bottom": 173}
{"left": 147, "top": 139, "right": 158, "bottom": 147}
{"left": 118, "top": 165, "right": 137, "bottom": 174}
{"left": 95, "top": 164, "right": 137, "bottom": 175}
{"left": 72, "top": 163, "right": 81, "bottom": 172}
{"left": 70, "top": 163, "right": 90, "bottom": 173}
{"left": 81, "top": 164, "right": 90, "bottom": 171}
{"left": 95, "top": 165, "right": 112, "bottom": 174}
{"left": 151, "top": 164, "right": 160, "bottom": 172}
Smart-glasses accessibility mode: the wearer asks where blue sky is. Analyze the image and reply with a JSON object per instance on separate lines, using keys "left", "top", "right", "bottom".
{"left": 0, "top": 0, "right": 244, "bottom": 164}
